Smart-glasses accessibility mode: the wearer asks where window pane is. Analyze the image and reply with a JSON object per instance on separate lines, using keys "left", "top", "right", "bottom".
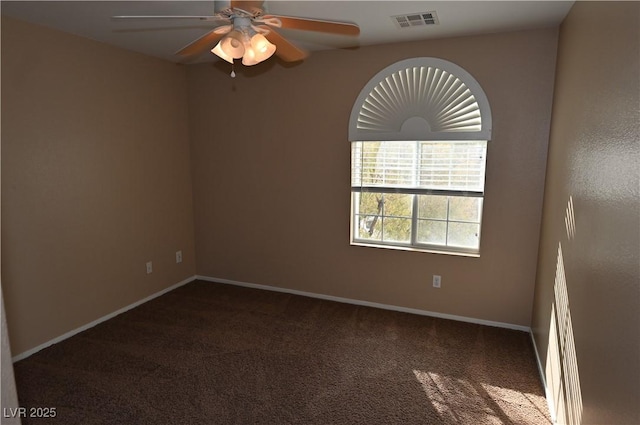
{"left": 417, "top": 219, "right": 447, "bottom": 245}
{"left": 376, "top": 141, "right": 415, "bottom": 186}
{"left": 417, "top": 195, "right": 448, "bottom": 220}
{"left": 351, "top": 141, "right": 381, "bottom": 186}
{"left": 382, "top": 217, "right": 411, "bottom": 243}
{"left": 382, "top": 193, "right": 413, "bottom": 218}
{"left": 354, "top": 192, "right": 384, "bottom": 240}
{"left": 449, "top": 197, "right": 482, "bottom": 222}
{"left": 418, "top": 141, "right": 487, "bottom": 191}
{"left": 448, "top": 222, "right": 480, "bottom": 249}
{"left": 358, "top": 192, "right": 384, "bottom": 216}
{"left": 352, "top": 141, "right": 416, "bottom": 187}
{"left": 356, "top": 214, "right": 382, "bottom": 241}
{"left": 353, "top": 141, "right": 486, "bottom": 192}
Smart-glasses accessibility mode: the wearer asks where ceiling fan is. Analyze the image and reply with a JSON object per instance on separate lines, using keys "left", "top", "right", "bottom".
{"left": 113, "top": 0, "right": 360, "bottom": 67}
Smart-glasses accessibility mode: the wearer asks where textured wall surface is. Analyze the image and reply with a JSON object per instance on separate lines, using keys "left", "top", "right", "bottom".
{"left": 1, "top": 16, "right": 560, "bottom": 357}
{"left": 1, "top": 17, "right": 197, "bottom": 356}
{"left": 188, "top": 28, "right": 558, "bottom": 327}
{"left": 1, "top": 288, "right": 21, "bottom": 424}
{"left": 531, "top": 2, "right": 640, "bottom": 424}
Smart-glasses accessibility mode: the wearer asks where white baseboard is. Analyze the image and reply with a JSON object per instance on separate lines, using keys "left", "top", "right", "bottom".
{"left": 530, "top": 331, "right": 557, "bottom": 423}
{"left": 195, "top": 275, "right": 532, "bottom": 332}
{"left": 12, "top": 275, "right": 197, "bottom": 362}
{"left": 13, "top": 274, "right": 533, "bottom": 363}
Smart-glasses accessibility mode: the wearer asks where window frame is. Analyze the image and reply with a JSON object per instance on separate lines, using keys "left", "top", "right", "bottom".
{"left": 350, "top": 140, "right": 487, "bottom": 256}
{"left": 348, "top": 58, "right": 492, "bottom": 256}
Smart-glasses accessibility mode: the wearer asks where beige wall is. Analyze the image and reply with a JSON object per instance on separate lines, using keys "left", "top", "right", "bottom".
{"left": 1, "top": 286, "right": 21, "bottom": 425}
{"left": 188, "top": 28, "right": 558, "bottom": 327}
{"left": 531, "top": 2, "right": 639, "bottom": 424}
{"left": 1, "top": 17, "right": 197, "bottom": 356}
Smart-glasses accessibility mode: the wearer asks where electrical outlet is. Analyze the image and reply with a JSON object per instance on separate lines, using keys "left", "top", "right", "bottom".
{"left": 176, "top": 250, "right": 183, "bottom": 264}
{"left": 433, "top": 275, "right": 441, "bottom": 288}
{"left": 146, "top": 261, "right": 153, "bottom": 274}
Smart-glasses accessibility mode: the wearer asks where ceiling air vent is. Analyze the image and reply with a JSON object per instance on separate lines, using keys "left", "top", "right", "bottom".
{"left": 392, "top": 11, "right": 439, "bottom": 29}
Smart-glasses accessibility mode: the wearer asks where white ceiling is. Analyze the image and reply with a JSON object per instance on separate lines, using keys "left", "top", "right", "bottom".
{"left": 1, "top": 1, "right": 574, "bottom": 63}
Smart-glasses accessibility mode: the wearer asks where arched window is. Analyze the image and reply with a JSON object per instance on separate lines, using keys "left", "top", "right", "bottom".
{"left": 349, "top": 58, "right": 492, "bottom": 255}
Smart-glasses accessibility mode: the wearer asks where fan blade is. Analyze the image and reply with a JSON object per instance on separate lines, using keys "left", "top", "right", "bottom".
{"left": 112, "top": 15, "right": 230, "bottom": 23}
{"left": 175, "top": 29, "right": 225, "bottom": 58}
{"left": 230, "top": 1, "right": 264, "bottom": 13}
{"left": 263, "top": 15, "right": 359, "bottom": 36}
{"left": 258, "top": 26, "right": 308, "bottom": 62}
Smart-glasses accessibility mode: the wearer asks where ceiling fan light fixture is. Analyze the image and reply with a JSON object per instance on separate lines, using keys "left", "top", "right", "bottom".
{"left": 116, "top": 5, "right": 361, "bottom": 65}
{"left": 241, "top": 46, "right": 259, "bottom": 66}
{"left": 211, "top": 41, "right": 234, "bottom": 63}
{"left": 220, "top": 30, "right": 245, "bottom": 59}
{"left": 213, "top": 28, "right": 275, "bottom": 66}
{"left": 250, "top": 33, "right": 276, "bottom": 61}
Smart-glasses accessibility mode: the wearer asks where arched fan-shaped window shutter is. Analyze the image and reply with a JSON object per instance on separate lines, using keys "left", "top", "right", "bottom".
{"left": 349, "top": 58, "right": 492, "bottom": 255}
{"left": 349, "top": 58, "right": 492, "bottom": 141}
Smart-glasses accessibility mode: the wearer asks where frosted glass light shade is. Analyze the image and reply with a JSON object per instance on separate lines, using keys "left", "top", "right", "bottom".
{"left": 241, "top": 34, "right": 275, "bottom": 65}
{"left": 211, "top": 41, "right": 233, "bottom": 63}
{"left": 250, "top": 33, "right": 276, "bottom": 61}
{"left": 241, "top": 46, "right": 259, "bottom": 66}
{"left": 220, "top": 31, "right": 245, "bottom": 59}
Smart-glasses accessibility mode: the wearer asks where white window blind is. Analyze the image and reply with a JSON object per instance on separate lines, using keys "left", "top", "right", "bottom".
{"left": 352, "top": 141, "right": 487, "bottom": 193}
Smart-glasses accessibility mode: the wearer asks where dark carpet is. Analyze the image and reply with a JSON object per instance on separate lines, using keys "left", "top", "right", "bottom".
{"left": 14, "top": 280, "right": 551, "bottom": 424}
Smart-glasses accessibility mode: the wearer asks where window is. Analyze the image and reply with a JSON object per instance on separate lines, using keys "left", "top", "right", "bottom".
{"left": 348, "top": 58, "right": 492, "bottom": 255}
{"left": 351, "top": 140, "right": 486, "bottom": 254}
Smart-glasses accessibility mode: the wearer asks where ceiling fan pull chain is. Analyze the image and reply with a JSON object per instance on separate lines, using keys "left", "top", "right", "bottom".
{"left": 230, "top": 62, "right": 236, "bottom": 78}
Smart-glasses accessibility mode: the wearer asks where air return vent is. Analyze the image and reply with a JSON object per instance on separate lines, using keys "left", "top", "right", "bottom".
{"left": 392, "top": 11, "right": 439, "bottom": 29}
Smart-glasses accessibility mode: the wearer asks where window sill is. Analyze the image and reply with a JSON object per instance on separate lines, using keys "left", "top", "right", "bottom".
{"left": 350, "top": 241, "right": 481, "bottom": 258}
